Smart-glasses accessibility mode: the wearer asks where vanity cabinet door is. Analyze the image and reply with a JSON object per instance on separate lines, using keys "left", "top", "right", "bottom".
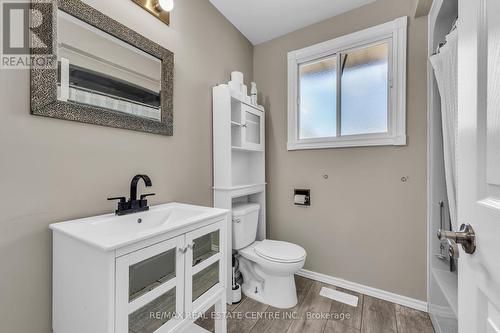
{"left": 115, "top": 236, "right": 185, "bottom": 333}
{"left": 184, "top": 221, "right": 225, "bottom": 314}
{"left": 241, "top": 104, "right": 264, "bottom": 151}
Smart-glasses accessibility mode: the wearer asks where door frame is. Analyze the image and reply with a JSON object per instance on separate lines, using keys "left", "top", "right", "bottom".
{"left": 426, "top": 0, "right": 460, "bottom": 329}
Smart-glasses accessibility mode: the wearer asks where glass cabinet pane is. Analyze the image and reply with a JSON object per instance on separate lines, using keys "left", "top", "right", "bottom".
{"left": 245, "top": 112, "right": 261, "bottom": 144}
{"left": 192, "top": 230, "right": 219, "bottom": 266}
{"left": 128, "top": 287, "right": 176, "bottom": 333}
{"left": 129, "top": 248, "right": 176, "bottom": 301}
{"left": 193, "top": 262, "right": 219, "bottom": 302}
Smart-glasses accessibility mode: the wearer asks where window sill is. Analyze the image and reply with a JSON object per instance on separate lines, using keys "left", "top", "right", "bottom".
{"left": 287, "top": 135, "right": 407, "bottom": 150}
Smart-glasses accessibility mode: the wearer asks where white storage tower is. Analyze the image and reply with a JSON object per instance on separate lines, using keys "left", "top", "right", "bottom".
{"left": 212, "top": 82, "right": 266, "bottom": 304}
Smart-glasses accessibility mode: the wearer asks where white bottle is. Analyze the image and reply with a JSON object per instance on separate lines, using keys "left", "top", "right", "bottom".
{"left": 250, "top": 82, "right": 258, "bottom": 105}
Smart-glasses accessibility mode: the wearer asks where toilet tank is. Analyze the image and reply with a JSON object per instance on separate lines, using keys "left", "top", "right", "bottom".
{"left": 232, "top": 203, "right": 260, "bottom": 250}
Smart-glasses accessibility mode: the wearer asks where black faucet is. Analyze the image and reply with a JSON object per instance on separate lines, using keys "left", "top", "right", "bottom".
{"left": 108, "top": 175, "right": 156, "bottom": 216}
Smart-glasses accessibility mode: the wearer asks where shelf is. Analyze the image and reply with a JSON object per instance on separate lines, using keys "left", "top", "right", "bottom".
{"left": 230, "top": 91, "right": 264, "bottom": 112}
{"left": 129, "top": 271, "right": 176, "bottom": 302}
{"left": 193, "top": 250, "right": 218, "bottom": 266}
{"left": 214, "top": 183, "right": 267, "bottom": 191}
{"left": 231, "top": 146, "right": 264, "bottom": 152}
{"left": 432, "top": 268, "right": 458, "bottom": 318}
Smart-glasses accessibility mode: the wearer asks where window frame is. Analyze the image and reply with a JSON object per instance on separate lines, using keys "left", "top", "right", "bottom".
{"left": 287, "top": 16, "right": 408, "bottom": 150}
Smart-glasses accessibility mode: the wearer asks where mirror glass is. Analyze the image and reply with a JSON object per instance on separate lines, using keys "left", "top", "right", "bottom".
{"left": 56, "top": 10, "right": 162, "bottom": 122}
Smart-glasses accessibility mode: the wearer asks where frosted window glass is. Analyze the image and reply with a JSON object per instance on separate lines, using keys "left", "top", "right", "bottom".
{"left": 341, "top": 43, "right": 389, "bottom": 135}
{"left": 299, "top": 56, "right": 337, "bottom": 139}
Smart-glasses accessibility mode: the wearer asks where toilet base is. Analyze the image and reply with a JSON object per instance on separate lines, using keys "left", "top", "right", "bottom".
{"left": 238, "top": 256, "right": 299, "bottom": 309}
{"left": 241, "top": 281, "right": 265, "bottom": 304}
{"left": 242, "top": 274, "right": 298, "bottom": 309}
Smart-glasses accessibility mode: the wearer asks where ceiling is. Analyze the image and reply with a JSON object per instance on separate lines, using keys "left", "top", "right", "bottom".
{"left": 208, "top": 0, "right": 377, "bottom": 45}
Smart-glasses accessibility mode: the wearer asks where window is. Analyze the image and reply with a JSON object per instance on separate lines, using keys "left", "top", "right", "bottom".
{"left": 288, "top": 17, "right": 407, "bottom": 150}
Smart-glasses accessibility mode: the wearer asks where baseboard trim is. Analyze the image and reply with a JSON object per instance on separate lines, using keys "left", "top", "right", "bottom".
{"left": 297, "top": 269, "right": 428, "bottom": 312}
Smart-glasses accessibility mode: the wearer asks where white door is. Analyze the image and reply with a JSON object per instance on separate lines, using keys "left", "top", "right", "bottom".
{"left": 241, "top": 104, "right": 265, "bottom": 151}
{"left": 115, "top": 236, "right": 185, "bottom": 333}
{"left": 456, "top": 0, "right": 500, "bottom": 331}
{"left": 184, "top": 222, "right": 225, "bottom": 314}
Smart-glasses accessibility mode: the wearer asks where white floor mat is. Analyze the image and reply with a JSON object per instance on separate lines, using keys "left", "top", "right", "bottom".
{"left": 319, "top": 287, "right": 359, "bottom": 307}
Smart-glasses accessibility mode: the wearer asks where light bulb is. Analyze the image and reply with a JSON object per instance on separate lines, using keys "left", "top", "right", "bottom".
{"left": 157, "top": 0, "right": 174, "bottom": 12}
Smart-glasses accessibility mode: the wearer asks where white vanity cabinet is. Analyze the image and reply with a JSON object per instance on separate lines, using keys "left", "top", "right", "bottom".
{"left": 51, "top": 203, "right": 228, "bottom": 333}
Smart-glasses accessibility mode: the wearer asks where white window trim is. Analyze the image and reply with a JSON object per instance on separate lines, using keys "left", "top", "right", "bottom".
{"left": 287, "top": 16, "right": 408, "bottom": 150}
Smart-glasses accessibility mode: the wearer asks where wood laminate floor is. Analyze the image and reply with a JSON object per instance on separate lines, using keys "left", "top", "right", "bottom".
{"left": 196, "top": 276, "right": 435, "bottom": 333}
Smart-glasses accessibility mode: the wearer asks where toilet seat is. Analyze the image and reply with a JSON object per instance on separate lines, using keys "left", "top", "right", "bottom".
{"left": 254, "top": 240, "right": 306, "bottom": 263}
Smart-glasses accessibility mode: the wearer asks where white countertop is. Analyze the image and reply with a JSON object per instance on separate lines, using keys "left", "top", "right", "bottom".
{"left": 50, "top": 202, "right": 228, "bottom": 251}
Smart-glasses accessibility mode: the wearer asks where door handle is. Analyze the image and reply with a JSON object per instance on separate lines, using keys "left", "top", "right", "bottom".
{"left": 178, "top": 242, "right": 196, "bottom": 254}
{"left": 437, "top": 223, "right": 476, "bottom": 255}
{"left": 443, "top": 238, "right": 460, "bottom": 259}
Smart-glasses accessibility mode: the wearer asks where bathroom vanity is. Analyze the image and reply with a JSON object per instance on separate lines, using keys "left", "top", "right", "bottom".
{"left": 50, "top": 203, "right": 228, "bottom": 333}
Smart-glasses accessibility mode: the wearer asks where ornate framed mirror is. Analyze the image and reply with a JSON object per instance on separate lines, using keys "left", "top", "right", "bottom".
{"left": 31, "top": 0, "right": 174, "bottom": 135}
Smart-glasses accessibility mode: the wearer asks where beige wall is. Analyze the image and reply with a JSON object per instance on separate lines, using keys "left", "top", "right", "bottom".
{"left": 254, "top": 0, "right": 428, "bottom": 300}
{"left": 0, "top": 0, "right": 252, "bottom": 332}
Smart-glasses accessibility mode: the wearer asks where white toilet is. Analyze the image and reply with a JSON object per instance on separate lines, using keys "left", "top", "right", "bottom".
{"left": 232, "top": 203, "right": 306, "bottom": 309}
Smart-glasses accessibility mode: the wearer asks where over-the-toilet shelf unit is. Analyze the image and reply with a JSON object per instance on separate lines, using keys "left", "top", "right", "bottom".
{"left": 212, "top": 83, "right": 266, "bottom": 304}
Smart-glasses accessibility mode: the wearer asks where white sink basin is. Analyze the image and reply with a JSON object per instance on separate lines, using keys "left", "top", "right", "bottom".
{"left": 50, "top": 203, "right": 227, "bottom": 251}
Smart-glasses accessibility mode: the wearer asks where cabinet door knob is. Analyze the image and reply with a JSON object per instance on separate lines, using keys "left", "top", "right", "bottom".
{"left": 178, "top": 246, "right": 188, "bottom": 254}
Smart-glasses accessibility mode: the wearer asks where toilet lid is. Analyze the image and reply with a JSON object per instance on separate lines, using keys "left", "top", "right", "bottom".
{"left": 254, "top": 240, "right": 306, "bottom": 263}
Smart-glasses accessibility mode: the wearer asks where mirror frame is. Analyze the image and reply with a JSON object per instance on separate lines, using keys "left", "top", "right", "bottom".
{"left": 30, "top": 0, "right": 174, "bottom": 136}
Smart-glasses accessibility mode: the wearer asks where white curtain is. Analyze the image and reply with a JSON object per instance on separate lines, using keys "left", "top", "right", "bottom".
{"left": 430, "top": 28, "right": 458, "bottom": 227}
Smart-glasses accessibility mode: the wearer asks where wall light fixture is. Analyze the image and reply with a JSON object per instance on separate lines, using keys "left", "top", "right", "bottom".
{"left": 131, "top": 0, "right": 174, "bottom": 26}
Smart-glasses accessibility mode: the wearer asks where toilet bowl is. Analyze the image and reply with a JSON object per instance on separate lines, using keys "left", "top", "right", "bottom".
{"left": 232, "top": 203, "right": 307, "bottom": 309}
{"left": 238, "top": 240, "right": 306, "bottom": 308}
